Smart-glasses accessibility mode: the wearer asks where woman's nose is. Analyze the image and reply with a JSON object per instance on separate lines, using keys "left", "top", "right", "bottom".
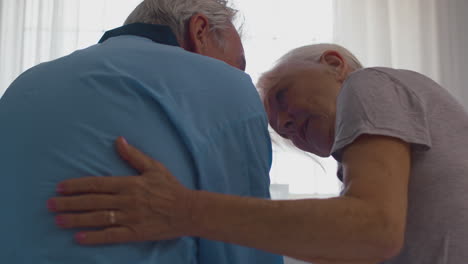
{"left": 277, "top": 112, "right": 296, "bottom": 135}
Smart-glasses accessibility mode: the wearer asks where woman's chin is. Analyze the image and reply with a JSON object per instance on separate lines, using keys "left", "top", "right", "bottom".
{"left": 316, "top": 152, "right": 330, "bottom": 158}
{"left": 297, "top": 144, "right": 329, "bottom": 157}
{"left": 311, "top": 149, "right": 330, "bottom": 158}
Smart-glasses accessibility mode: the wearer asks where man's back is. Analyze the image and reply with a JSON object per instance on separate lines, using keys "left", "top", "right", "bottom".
{"left": 0, "top": 26, "right": 282, "bottom": 264}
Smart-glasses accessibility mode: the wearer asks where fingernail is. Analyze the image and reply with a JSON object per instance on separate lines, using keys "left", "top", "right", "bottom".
{"left": 47, "top": 199, "right": 56, "bottom": 211}
{"left": 56, "top": 183, "right": 65, "bottom": 194}
{"left": 121, "top": 137, "right": 128, "bottom": 145}
{"left": 75, "top": 232, "right": 87, "bottom": 243}
{"left": 55, "top": 215, "right": 66, "bottom": 227}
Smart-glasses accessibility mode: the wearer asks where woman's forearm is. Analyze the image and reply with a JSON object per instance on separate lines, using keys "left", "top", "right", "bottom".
{"left": 50, "top": 137, "right": 404, "bottom": 263}
{"left": 188, "top": 190, "right": 397, "bottom": 263}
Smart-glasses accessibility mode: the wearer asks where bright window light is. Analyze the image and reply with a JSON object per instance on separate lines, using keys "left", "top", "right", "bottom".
{"left": 233, "top": 0, "right": 341, "bottom": 198}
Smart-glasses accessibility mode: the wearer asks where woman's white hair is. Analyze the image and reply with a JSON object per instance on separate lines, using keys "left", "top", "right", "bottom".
{"left": 257, "top": 43, "right": 363, "bottom": 99}
{"left": 124, "top": 0, "right": 238, "bottom": 46}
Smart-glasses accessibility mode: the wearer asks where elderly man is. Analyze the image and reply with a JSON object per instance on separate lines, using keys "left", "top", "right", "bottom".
{"left": 51, "top": 42, "right": 468, "bottom": 264}
{"left": 0, "top": 0, "right": 283, "bottom": 263}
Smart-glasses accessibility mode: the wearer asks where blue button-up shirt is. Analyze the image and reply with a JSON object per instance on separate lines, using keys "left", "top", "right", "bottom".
{"left": 0, "top": 23, "right": 283, "bottom": 264}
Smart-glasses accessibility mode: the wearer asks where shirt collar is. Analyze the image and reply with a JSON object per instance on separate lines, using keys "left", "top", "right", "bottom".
{"left": 98, "top": 23, "right": 180, "bottom": 47}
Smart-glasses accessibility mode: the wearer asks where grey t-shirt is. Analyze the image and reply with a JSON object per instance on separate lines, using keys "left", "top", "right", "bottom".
{"left": 331, "top": 67, "right": 468, "bottom": 263}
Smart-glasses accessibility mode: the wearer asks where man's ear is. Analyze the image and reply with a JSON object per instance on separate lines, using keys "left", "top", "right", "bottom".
{"left": 320, "top": 50, "right": 349, "bottom": 82}
{"left": 184, "top": 14, "right": 211, "bottom": 54}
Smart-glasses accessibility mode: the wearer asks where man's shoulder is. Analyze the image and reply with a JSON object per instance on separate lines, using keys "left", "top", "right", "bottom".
{"left": 164, "top": 46, "right": 251, "bottom": 83}
{"left": 10, "top": 44, "right": 102, "bottom": 84}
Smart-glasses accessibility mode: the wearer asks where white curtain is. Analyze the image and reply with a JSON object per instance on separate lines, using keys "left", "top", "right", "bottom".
{"left": 333, "top": 0, "right": 468, "bottom": 107}
{"left": 0, "top": 0, "right": 78, "bottom": 93}
{"left": 0, "top": 0, "right": 140, "bottom": 95}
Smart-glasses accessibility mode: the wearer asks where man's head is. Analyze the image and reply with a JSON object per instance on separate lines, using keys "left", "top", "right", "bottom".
{"left": 125, "top": 0, "right": 246, "bottom": 71}
{"left": 258, "top": 44, "right": 363, "bottom": 157}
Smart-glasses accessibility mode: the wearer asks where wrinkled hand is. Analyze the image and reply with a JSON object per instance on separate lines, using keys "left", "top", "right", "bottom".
{"left": 48, "top": 137, "right": 195, "bottom": 245}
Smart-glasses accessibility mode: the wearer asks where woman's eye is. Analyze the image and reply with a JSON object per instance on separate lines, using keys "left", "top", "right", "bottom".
{"left": 275, "top": 88, "right": 289, "bottom": 106}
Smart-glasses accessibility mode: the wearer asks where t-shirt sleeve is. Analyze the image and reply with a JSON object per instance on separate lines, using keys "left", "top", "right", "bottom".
{"left": 331, "top": 68, "right": 432, "bottom": 162}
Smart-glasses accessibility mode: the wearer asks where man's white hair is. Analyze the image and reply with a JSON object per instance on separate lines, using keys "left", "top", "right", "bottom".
{"left": 125, "top": 0, "right": 238, "bottom": 46}
{"left": 258, "top": 44, "right": 363, "bottom": 99}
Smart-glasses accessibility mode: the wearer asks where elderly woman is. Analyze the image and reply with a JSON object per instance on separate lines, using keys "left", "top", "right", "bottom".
{"left": 50, "top": 44, "right": 468, "bottom": 264}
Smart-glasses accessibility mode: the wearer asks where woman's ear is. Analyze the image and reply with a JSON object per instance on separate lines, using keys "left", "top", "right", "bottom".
{"left": 320, "top": 50, "right": 349, "bottom": 82}
{"left": 183, "top": 13, "right": 210, "bottom": 54}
